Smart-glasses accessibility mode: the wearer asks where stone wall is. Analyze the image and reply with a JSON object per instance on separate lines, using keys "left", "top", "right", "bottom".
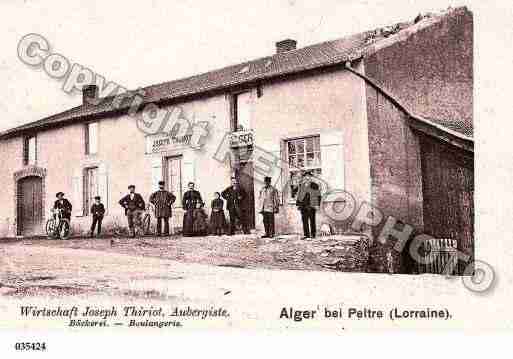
{"left": 363, "top": 8, "right": 473, "bottom": 273}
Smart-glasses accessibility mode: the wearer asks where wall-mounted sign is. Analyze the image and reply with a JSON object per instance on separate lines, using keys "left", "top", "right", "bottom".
{"left": 146, "top": 133, "right": 192, "bottom": 154}
{"left": 230, "top": 130, "right": 254, "bottom": 148}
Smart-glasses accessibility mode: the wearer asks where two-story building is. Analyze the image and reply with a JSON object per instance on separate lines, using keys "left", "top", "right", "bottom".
{"left": 0, "top": 7, "right": 473, "bottom": 273}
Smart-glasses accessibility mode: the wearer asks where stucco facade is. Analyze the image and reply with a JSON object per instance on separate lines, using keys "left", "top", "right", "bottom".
{"left": 0, "top": 7, "right": 474, "bottom": 275}
{"left": 363, "top": 8, "right": 473, "bottom": 272}
{"left": 0, "top": 62, "right": 370, "bottom": 238}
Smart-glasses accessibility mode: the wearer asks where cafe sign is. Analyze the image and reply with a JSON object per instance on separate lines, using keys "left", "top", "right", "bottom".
{"left": 230, "top": 130, "right": 254, "bottom": 148}
{"left": 146, "top": 133, "right": 192, "bottom": 154}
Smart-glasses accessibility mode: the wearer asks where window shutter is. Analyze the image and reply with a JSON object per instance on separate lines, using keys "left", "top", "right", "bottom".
{"left": 23, "top": 137, "right": 29, "bottom": 165}
{"left": 320, "top": 131, "right": 344, "bottom": 192}
{"left": 151, "top": 156, "right": 163, "bottom": 192}
{"left": 98, "top": 163, "right": 109, "bottom": 214}
{"left": 72, "top": 168, "right": 84, "bottom": 216}
{"left": 82, "top": 171, "right": 88, "bottom": 215}
{"left": 84, "top": 124, "right": 90, "bottom": 154}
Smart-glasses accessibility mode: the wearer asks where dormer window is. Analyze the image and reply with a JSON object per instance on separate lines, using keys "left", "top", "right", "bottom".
{"left": 85, "top": 122, "right": 98, "bottom": 155}
{"left": 232, "top": 92, "right": 252, "bottom": 132}
{"left": 23, "top": 135, "right": 37, "bottom": 165}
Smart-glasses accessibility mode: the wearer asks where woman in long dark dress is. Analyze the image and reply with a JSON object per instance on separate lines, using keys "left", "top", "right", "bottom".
{"left": 210, "top": 192, "right": 226, "bottom": 235}
{"left": 182, "top": 182, "right": 203, "bottom": 236}
{"left": 192, "top": 201, "right": 209, "bottom": 236}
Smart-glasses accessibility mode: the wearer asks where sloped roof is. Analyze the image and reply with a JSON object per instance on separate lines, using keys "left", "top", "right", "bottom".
{"left": 0, "top": 6, "right": 471, "bottom": 139}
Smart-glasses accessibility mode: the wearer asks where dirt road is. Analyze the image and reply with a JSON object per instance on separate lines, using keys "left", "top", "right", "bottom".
{"left": 0, "top": 237, "right": 469, "bottom": 330}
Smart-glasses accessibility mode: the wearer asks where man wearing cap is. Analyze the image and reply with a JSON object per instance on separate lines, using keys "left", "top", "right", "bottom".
{"left": 54, "top": 192, "right": 72, "bottom": 222}
{"left": 89, "top": 195, "right": 105, "bottom": 237}
{"left": 296, "top": 171, "right": 321, "bottom": 239}
{"left": 258, "top": 176, "right": 280, "bottom": 238}
{"left": 149, "top": 180, "right": 176, "bottom": 236}
{"left": 118, "top": 185, "right": 146, "bottom": 237}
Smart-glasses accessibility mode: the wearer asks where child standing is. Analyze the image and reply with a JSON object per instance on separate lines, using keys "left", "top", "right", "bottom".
{"left": 90, "top": 196, "right": 105, "bottom": 238}
{"left": 210, "top": 192, "right": 226, "bottom": 236}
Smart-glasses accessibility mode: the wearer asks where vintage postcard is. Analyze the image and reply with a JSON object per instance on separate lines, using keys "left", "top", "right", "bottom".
{"left": 0, "top": 0, "right": 511, "bottom": 353}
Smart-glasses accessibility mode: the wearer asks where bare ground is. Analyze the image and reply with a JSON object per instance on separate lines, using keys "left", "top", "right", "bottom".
{"left": 0, "top": 233, "right": 361, "bottom": 299}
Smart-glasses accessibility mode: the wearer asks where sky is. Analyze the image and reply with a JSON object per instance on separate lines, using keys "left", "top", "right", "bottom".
{"left": 0, "top": 0, "right": 511, "bottom": 135}
{"left": 1, "top": 0, "right": 513, "bottom": 266}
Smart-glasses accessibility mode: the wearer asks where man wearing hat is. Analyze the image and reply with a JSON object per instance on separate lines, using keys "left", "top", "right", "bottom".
{"left": 149, "top": 180, "right": 176, "bottom": 236}
{"left": 89, "top": 196, "right": 105, "bottom": 237}
{"left": 296, "top": 171, "right": 321, "bottom": 239}
{"left": 118, "top": 185, "right": 146, "bottom": 237}
{"left": 258, "top": 176, "right": 280, "bottom": 238}
{"left": 222, "top": 177, "right": 250, "bottom": 235}
{"left": 53, "top": 192, "right": 72, "bottom": 222}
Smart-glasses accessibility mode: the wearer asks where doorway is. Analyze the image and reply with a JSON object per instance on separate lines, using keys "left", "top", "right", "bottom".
{"left": 17, "top": 176, "right": 43, "bottom": 236}
{"left": 164, "top": 156, "right": 183, "bottom": 206}
{"left": 418, "top": 135, "right": 474, "bottom": 275}
{"left": 237, "top": 161, "right": 255, "bottom": 229}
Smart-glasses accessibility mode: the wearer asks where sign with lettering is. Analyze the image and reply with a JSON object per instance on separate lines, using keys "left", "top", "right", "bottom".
{"left": 146, "top": 133, "right": 192, "bottom": 154}
{"left": 230, "top": 130, "right": 254, "bottom": 148}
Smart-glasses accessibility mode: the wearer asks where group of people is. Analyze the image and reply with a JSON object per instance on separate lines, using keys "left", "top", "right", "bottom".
{"left": 52, "top": 170, "right": 321, "bottom": 240}
{"left": 115, "top": 177, "right": 261, "bottom": 238}
{"left": 179, "top": 177, "right": 257, "bottom": 237}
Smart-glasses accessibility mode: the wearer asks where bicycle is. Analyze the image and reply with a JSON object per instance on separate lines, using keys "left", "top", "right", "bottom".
{"left": 45, "top": 208, "right": 72, "bottom": 240}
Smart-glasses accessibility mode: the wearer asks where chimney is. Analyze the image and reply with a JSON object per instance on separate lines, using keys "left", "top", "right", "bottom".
{"left": 275, "top": 39, "right": 297, "bottom": 54}
{"left": 82, "top": 84, "right": 98, "bottom": 105}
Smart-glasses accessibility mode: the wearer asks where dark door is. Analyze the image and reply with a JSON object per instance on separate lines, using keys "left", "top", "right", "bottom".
{"left": 419, "top": 135, "right": 474, "bottom": 274}
{"left": 17, "top": 176, "right": 43, "bottom": 236}
{"left": 237, "top": 162, "right": 255, "bottom": 229}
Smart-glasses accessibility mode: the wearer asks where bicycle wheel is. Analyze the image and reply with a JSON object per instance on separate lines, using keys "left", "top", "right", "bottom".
{"left": 59, "top": 219, "right": 72, "bottom": 240}
{"left": 142, "top": 214, "right": 151, "bottom": 235}
{"left": 46, "top": 219, "right": 57, "bottom": 239}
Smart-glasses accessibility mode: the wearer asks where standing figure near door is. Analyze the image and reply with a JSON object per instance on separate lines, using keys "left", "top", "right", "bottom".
{"left": 210, "top": 192, "right": 227, "bottom": 236}
{"left": 118, "top": 185, "right": 146, "bottom": 237}
{"left": 149, "top": 180, "right": 176, "bottom": 236}
{"left": 89, "top": 195, "right": 105, "bottom": 238}
{"left": 258, "top": 176, "right": 280, "bottom": 238}
{"left": 222, "top": 177, "right": 249, "bottom": 235}
{"left": 182, "top": 182, "right": 204, "bottom": 237}
{"left": 296, "top": 171, "right": 321, "bottom": 239}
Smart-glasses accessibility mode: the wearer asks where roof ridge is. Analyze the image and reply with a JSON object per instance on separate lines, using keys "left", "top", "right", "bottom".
{"left": 0, "top": 6, "right": 471, "bottom": 139}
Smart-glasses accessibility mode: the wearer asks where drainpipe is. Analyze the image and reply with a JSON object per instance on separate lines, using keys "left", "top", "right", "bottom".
{"left": 343, "top": 61, "right": 473, "bottom": 144}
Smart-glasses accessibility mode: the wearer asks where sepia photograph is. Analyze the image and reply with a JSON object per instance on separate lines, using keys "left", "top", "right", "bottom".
{"left": 0, "top": 0, "right": 511, "bottom": 350}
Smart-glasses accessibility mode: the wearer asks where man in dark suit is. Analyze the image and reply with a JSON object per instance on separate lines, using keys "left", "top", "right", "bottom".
{"left": 54, "top": 192, "right": 72, "bottom": 221}
{"left": 222, "top": 177, "right": 249, "bottom": 235}
{"left": 296, "top": 171, "right": 321, "bottom": 239}
{"left": 90, "top": 195, "right": 105, "bottom": 238}
{"left": 149, "top": 180, "right": 176, "bottom": 236}
{"left": 118, "top": 185, "right": 146, "bottom": 237}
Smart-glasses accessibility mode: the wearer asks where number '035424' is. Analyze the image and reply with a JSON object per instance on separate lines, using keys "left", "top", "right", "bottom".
{"left": 14, "top": 342, "right": 47, "bottom": 351}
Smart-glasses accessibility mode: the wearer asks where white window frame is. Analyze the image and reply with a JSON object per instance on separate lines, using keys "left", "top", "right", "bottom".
{"left": 83, "top": 166, "right": 99, "bottom": 216}
{"left": 233, "top": 91, "right": 252, "bottom": 131}
{"left": 286, "top": 135, "right": 322, "bottom": 200}
{"left": 85, "top": 122, "right": 98, "bottom": 155}
{"left": 165, "top": 156, "right": 183, "bottom": 207}
{"left": 26, "top": 135, "right": 37, "bottom": 165}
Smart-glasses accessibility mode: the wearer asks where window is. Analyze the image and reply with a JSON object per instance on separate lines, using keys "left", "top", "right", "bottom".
{"left": 85, "top": 122, "right": 98, "bottom": 155}
{"left": 232, "top": 92, "right": 251, "bottom": 131}
{"left": 287, "top": 136, "right": 322, "bottom": 199}
{"left": 23, "top": 135, "right": 37, "bottom": 165}
{"left": 165, "top": 156, "right": 182, "bottom": 207}
{"left": 83, "top": 167, "right": 99, "bottom": 215}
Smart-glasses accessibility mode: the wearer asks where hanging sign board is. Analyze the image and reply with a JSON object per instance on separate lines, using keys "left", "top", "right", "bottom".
{"left": 230, "top": 130, "right": 254, "bottom": 148}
